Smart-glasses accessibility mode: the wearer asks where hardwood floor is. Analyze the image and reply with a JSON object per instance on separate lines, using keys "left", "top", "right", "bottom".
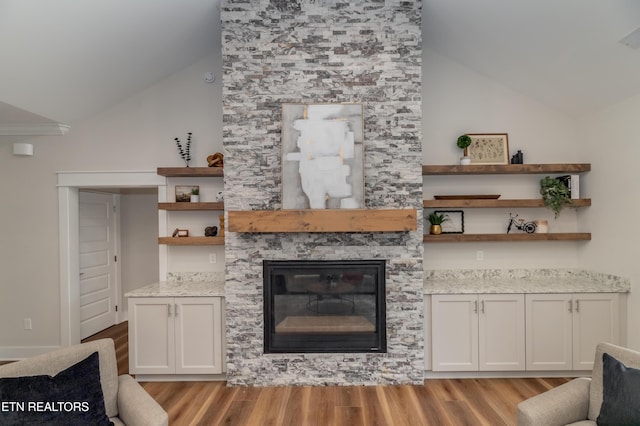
{"left": 84, "top": 322, "right": 570, "bottom": 426}
{"left": 82, "top": 320, "right": 129, "bottom": 376}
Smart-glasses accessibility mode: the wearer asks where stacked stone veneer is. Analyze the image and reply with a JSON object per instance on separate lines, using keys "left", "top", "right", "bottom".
{"left": 222, "top": 0, "right": 423, "bottom": 386}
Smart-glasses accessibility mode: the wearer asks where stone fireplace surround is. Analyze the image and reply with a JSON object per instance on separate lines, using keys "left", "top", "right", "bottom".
{"left": 222, "top": 0, "right": 423, "bottom": 386}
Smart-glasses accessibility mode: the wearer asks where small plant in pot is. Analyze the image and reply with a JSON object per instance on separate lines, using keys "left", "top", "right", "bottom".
{"left": 427, "top": 212, "right": 448, "bottom": 235}
{"left": 540, "top": 176, "right": 571, "bottom": 218}
{"left": 457, "top": 134, "right": 472, "bottom": 165}
{"left": 190, "top": 187, "right": 200, "bottom": 203}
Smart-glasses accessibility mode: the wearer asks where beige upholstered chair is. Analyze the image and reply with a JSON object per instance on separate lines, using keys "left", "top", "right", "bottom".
{"left": 0, "top": 338, "right": 168, "bottom": 426}
{"left": 517, "top": 342, "right": 640, "bottom": 426}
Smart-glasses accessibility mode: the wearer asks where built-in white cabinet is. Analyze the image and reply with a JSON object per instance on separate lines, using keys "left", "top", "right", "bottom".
{"left": 129, "top": 296, "right": 224, "bottom": 375}
{"left": 423, "top": 296, "right": 432, "bottom": 371}
{"left": 431, "top": 294, "right": 525, "bottom": 372}
{"left": 525, "top": 293, "right": 619, "bottom": 371}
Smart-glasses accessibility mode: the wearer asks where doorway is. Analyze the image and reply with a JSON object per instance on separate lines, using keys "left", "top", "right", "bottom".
{"left": 58, "top": 171, "right": 164, "bottom": 346}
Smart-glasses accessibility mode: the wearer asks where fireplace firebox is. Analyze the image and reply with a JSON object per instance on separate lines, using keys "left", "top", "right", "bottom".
{"left": 263, "top": 260, "right": 386, "bottom": 353}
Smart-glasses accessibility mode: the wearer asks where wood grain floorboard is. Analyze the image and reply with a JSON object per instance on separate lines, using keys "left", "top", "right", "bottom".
{"left": 84, "top": 322, "right": 572, "bottom": 425}
{"left": 245, "top": 385, "right": 292, "bottom": 426}
{"left": 411, "top": 381, "right": 455, "bottom": 425}
{"left": 335, "top": 405, "right": 364, "bottom": 426}
{"left": 449, "top": 378, "right": 509, "bottom": 426}
{"left": 310, "top": 386, "right": 338, "bottom": 426}
{"left": 280, "top": 386, "right": 310, "bottom": 426}
{"left": 194, "top": 384, "right": 238, "bottom": 426}
{"left": 384, "top": 385, "right": 431, "bottom": 426}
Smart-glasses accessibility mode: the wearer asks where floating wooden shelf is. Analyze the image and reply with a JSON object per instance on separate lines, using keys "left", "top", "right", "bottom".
{"left": 423, "top": 199, "right": 591, "bottom": 209}
{"left": 157, "top": 168, "right": 224, "bottom": 246}
{"left": 158, "top": 236, "right": 225, "bottom": 245}
{"left": 228, "top": 209, "right": 417, "bottom": 233}
{"left": 158, "top": 202, "right": 224, "bottom": 211}
{"left": 157, "top": 167, "right": 224, "bottom": 177}
{"left": 422, "top": 163, "right": 591, "bottom": 175}
{"left": 423, "top": 233, "right": 591, "bottom": 243}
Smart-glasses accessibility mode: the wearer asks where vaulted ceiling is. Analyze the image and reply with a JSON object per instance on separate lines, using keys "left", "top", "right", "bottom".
{"left": 423, "top": 0, "right": 640, "bottom": 117}
{"left": 0, "top": 0, "right": 220, "bottom": 129}
{"left": 1, "top": 0, "right": 640, "bottom": 137}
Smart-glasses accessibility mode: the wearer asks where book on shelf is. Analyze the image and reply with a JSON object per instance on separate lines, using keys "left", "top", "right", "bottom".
{"left": 556, "top": 174, "right": 580, "bottom": 199}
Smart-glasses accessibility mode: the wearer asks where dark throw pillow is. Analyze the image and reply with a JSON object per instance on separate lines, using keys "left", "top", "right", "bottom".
{"left": 0, "top": 351, "right": 113, "bottom": 426}
{"left": 597, "top": 352, "right": 640, "bottom": 426}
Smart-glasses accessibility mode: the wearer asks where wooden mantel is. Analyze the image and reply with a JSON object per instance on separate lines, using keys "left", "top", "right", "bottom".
{"left": 227, "top": 209, "right": 418, "bottom": 233}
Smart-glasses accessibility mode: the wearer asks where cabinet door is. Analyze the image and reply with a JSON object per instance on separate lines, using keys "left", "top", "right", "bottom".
{"left": 479, "top": 294, "right": 525, "bottom": 371}
{"left": 129, "top": 297, "right": 175, "bottom": 374}
{"left": 423, "top": 295, "right": 431, "bottom": 371}
{"left": 432, "top": 295, "right": 478, "bottom": 372}
{"left": 174, "top": 297, "right": 223, "bottom": 374}
{"left": 573, "top": 293, "right": 619, "bottom": 371}
{"left": 525, "top": 294, "right": 573, "bottom": 371}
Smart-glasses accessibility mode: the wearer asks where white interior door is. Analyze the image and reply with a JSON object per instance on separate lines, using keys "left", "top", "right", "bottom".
{"left": 79, "top": 191, "right": 118, "bottom": 339}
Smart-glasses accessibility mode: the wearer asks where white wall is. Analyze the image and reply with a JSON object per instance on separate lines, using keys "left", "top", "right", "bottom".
{"left": 2, "top": 43, "right": 634, "bottom": 354}
{"left": 421, "top": 48, "right": 583, "bottom": 269}
{"left": 0, "top": 53, "right": 223, "bottom": 355}
{"left": 119, "top": 189, "right": 159, "bottom": 315}
{"left": 578, "top": 93, "right": 640, "bottom": 350}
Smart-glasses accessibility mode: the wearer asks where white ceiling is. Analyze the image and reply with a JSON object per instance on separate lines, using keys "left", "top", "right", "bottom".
{"left": 423, "top": 0, "right": 640, "bottom": 117}
{"left": 0, "top": 0, "right": 220, "bottom": 127}
{"left": 1, "top": 0, "right": 640, "bottom": 134}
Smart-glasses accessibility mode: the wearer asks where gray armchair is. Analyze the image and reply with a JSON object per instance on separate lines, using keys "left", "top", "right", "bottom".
{"left": 517, "top": 342, "right": 640, "bottom": 426}
{"left": 0, "top": 338, "right": 167, "bottom": 426}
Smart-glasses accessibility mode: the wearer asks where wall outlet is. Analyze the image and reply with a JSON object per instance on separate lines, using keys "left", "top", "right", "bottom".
{"left": 24, "top": 318, "right": 32, "bottom": 330}
{"left": 209, "top": 253, "right": 217, "bottom": 264}
{"left": 476, "top": 250, "right": 484, "bottom": 261}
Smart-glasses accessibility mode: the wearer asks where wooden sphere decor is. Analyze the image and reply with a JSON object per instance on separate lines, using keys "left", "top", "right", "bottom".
{"left": 207, "top": 152, "right": 224, "bottom": 167}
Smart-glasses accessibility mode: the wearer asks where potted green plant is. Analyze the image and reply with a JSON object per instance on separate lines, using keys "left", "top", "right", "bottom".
{"left": 457, "top": 134, "right": 472, "bottom": 165}
{"left": 190, "top": 187, "right": 200, "bottom": 203}
{"left": 427, "top": 212, "right": 448, "bottom": 235}
{"left": 540, "top": 176, "right": 571, "bottom": 218}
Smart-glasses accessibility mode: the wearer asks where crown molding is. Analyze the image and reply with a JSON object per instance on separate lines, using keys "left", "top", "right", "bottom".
{"left": 0, "top": 122, "right": 71, "bottom": 136}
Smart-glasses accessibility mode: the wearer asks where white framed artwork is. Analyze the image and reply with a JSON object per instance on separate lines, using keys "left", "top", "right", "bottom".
{"left": 281, "top": 103, "right": 364, "bottom": 209}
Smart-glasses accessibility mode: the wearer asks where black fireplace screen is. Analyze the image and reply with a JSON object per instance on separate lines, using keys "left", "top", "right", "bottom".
{"left": 263, "top": 260, "right": 386, "bottom": 353}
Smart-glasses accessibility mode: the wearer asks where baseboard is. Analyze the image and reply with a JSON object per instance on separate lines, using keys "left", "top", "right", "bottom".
{"left": 133, "top": 373, "right": 227, "bottom": 382}
{"left": 424, "top": 370, "right": 589, "bottom": 379}
{"left": 0, "top": 345, "right": 62, "bottom": 361}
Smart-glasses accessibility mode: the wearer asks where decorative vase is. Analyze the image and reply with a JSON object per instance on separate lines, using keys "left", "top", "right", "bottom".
{"left": 429, "top": 224, "right": 442, "bottom": 235}
{"left": 460, "top": 156, "right": 471, "bottom": 165}
{"left": 191, "top": 194, "right": 200, "bottom": 203}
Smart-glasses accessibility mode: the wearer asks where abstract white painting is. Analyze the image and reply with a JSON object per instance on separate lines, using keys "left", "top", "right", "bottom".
{"left": 282, "top": 103, "right": 364, "bottom": 209}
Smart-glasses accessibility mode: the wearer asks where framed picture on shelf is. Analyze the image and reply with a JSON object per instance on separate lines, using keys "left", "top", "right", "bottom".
{"left": 435, "top": 210, "right": 464, "bottom": 234}
{"left": 467, "top": 133, "right": 509, "bottom": 165}
{"left": 175, "top": 185, "right": 199, "bottom": 202}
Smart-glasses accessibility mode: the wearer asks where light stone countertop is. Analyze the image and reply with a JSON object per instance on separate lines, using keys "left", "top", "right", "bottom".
{"left": 124, "top": 269, "right": 630, "bottom": 297}
{"left": 424, "top": 269, "right": 631, "bottom": 294}
{"left": 125, "top": 280, "right": 225, "bottom": 297}
{"left": 125, "top": 272, "right": 225, "bottom": 297}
